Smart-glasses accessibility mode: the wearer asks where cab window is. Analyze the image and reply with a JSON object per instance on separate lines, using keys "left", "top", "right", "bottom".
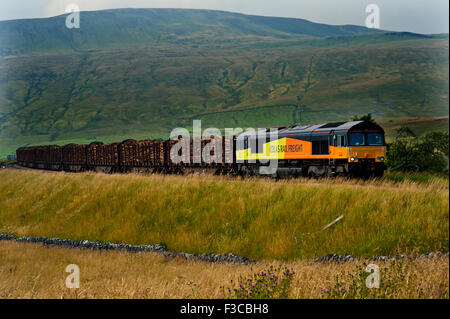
{"left": 349, "top": 133, "right": 365, "bottom": 146}
{"left": 336, "top": 135, "right": 346, "bottom": 147}
{"left": 368, "top": 133, "right": 384, "bottom": 146}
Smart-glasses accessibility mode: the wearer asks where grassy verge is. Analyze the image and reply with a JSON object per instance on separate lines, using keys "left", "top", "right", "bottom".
{"left": 0, "top": 169, "right": 448, "bottom": 260}
{"left": 0, "top": 241, "right": 447, "bottom": 299}
{"left": 383, "top": 171, "right": 449, "bottom": 185}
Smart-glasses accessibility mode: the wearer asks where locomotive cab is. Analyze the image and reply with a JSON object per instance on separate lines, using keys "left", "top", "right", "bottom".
{"left": 343, "top": 121, "right": 386, "bottom": 176}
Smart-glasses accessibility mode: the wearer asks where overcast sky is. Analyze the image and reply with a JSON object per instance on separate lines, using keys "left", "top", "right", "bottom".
{"left": 0, "top": 0, "right": 448, "bottom": 34}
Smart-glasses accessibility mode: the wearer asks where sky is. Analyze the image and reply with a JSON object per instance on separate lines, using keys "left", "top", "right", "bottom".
{"left": 0, "top": 0, "right": 448, "bottom": 34}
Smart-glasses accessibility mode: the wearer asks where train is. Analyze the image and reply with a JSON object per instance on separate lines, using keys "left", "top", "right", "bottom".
{"left": 16, "top": 120, "right": 387, "bottom": 178}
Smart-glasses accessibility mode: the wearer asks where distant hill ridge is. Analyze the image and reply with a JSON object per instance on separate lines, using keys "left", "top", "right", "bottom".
{"left": 0, "top": 8, "right": 384, "bottom": 55}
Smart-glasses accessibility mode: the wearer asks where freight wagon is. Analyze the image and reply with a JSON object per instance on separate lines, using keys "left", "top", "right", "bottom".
{"left": 62, "top": 144, "right": 88, "bottom": 172}
{"left": 119, "top": 139, "right": 165, "bottom": 173}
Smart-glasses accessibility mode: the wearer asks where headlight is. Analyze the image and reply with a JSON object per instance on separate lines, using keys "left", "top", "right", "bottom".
{"left": 380, "top": 157, "right": 384, "bottom": 162}
{"left": 350, "top": 157, "right": 355, "bottom": 162}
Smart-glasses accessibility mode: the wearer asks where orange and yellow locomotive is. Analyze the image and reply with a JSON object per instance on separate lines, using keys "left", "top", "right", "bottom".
{"left": 236, "top": 120, "right": 387, "bottom": 177}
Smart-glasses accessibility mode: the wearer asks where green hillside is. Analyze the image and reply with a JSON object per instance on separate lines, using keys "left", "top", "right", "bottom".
{"left": 0, "top": 9, "right": 448, "bottom": 157}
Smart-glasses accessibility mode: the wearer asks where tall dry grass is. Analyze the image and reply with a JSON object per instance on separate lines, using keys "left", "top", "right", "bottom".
{"left": 0, "top": 169, "right": 448, "bottom": 260}
{"left": 0, "top": 241, "right": 447, "bottom": 299}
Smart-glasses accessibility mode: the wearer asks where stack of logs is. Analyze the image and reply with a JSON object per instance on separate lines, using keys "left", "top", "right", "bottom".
{"left": 86, "top": 142, "right": 119, "bottom": 167}
{"left": 35, "top": 145, "right": 62, "bottom": 164}
{"left": 119, "top": 140, "right": 165, "bottom": 167}
{"left": 15, "top": 134, "right": 238, "bottom": 170}
{"left": 63, "top": 144, "right": 87, "bottom": 165}
{"left": 16, "top": 147, "right": 36, "bottom": 165}
{"left": 166, "top": 136, "right": 235, "bottom": 166}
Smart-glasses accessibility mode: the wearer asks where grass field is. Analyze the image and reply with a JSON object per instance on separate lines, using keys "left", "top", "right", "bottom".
{"left": 0, "top": 169, "right": 447, "bottom": 260}
{"left": 0, "top": 241, "right": 447, "bottom": 299}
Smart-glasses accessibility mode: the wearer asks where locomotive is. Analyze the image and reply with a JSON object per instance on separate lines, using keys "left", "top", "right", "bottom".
{"left": 237, "top": 120, "right": 387, "bottom": 177}
{"left": 16, "top": 120, "right": 387, "bottom": 178}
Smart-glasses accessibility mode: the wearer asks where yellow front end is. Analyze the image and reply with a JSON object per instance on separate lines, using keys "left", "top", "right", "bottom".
{"left": 348, "top": 146, "right": 386, "bottom": 163}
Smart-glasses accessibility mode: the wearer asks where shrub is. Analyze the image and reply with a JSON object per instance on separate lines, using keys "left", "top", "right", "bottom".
{"left": 223, "top": 266, "right": 295, "bottom": 299}
{"left": 387, "top": 128, "right": 449, "bottom": 174}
